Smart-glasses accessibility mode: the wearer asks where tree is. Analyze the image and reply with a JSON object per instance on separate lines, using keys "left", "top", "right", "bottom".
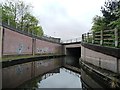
{"left": 101, "top": 0, "right": 120, "bottom": 29}
{"left": 91, "top": 15, "right": 107, "bottom": 32}
{"left": 17, "top": 0, "right": 30, "bottom": 30}
{"left": 101, "top": 0, "right": 119, "bottom": 22}
{"left": 92, "top": 0, "right": 120, "bottom": 31}
{"left": 1, "top": 0, "right": 20, "bottom": 26}
{"left": 22, "top": 13, "right": 43, "bottom": 36}
{"left": 1, "top": 0, "right": 44, "bottom": 36}
{"left": 1, "top": 1, "right": 15, "bottom": 26}
{"left": 34, "top": 26, "right": 44, "bottom": 36}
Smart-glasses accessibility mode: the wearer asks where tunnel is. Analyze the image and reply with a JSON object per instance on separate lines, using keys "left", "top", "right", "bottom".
{"left": 65, "top": 47, "right": 81, "bottom": 68}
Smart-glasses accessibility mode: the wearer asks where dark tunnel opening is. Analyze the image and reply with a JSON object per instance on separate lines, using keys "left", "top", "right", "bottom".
{"left": 65, "top": 47, "right": 81, "bottom": 68}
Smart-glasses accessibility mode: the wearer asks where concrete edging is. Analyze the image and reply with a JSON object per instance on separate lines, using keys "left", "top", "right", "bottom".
{"left": 81, "top": 42, "right": 120, "bottom": 58}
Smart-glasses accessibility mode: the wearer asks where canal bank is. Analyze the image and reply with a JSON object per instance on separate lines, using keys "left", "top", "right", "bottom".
{"left": 80, "top": 59, "right": 120, "bottom": 89}
{"left": 80, "top": 42, "right": 120, "bottom": 89}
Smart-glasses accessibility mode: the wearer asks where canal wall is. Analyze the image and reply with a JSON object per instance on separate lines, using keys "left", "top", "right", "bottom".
{"left": 2, "top": 58, "right": 63, "bottom": 88}
{"left": 81, "top": 30, "right": 120, "bottom": 88}
{"left": 35, "top": 39, "right": 62, "bottom": 55}
{"left": 0, "top": 26, "right": 2, "bottom": 90}
{"left": 1, "top": 24, "right": 63, "bottom": 58}
{"left": 0, "top": 26, "right": 3, "bottom": 58}
{"left": 3, "top": 27, "right": 33, "bottom": 55}
{"left": 81, "top": 43, "right": 120, "bottom": 74}
{"left": 119, "top": 59, "right": 120, "bottom": 73}
{"left": 81, "top": 69, "right": 102, "bottom": 88}
{"left": 80, "top": 60, "right": 120, "bottom": 88}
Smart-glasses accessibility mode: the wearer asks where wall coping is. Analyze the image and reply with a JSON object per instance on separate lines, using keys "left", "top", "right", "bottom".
{"left": 62, "top": 42, "right": 81, "bottom": 45}
{"left": 81, "top": 42, "right": 120, "bottom": 58}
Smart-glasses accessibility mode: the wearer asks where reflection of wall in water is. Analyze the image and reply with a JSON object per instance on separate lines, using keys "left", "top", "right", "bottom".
{"left": 41, "top": 68, "right": 60, "bottom": 80}
{"left": 2, "top": 58, "right": 63, "bottom": 88}
{"left": 65, "top": 56, "right": 78, "bottom": 66}
{"left": 65, "top": 47, "right": 81, "bottom": 67}
{"left": 81, "top": 69, "right": 102, "bottom": 89}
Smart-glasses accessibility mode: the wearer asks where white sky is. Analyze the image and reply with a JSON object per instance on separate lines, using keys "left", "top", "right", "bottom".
{"left": 2, "top": 0, "right": 106, "bottom": 40}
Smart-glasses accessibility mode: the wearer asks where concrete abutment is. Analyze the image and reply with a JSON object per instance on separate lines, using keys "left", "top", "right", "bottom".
{"left": 80, "top": 42, "right": 120, "bottom": 88}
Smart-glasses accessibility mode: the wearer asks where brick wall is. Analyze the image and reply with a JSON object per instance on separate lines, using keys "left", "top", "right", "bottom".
{"left": 2, "top": 27, "right": 63, "bottom": 56}
{"left": 0, "top": 26, "right": 3, "bottom": 58}
{"left": 3, "top": 28, "right": 33, "bottom": 55}
{"left": 118, "top": 59, "right": 120, "bottom": 73}
{"left": 35, "top": 39, "right": 62, "bottom": 54}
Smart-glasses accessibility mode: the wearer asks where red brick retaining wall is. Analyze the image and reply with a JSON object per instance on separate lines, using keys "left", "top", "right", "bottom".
{"left": 3, "top": 28, "right": 32, "bottom": 55}
{"left": 2, "top": 27, "right": 63, "bottom": 56}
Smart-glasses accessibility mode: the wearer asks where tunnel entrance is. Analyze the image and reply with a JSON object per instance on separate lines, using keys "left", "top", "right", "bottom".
{"left": 65, "top": 47, "right": 81, "bottom": 68}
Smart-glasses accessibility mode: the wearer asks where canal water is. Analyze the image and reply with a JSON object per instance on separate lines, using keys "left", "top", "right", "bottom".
{"left": 18, "top": 68, "right": 82, "bottom": 89}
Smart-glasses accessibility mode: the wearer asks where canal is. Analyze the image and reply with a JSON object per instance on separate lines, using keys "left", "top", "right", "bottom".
{"left": 18, "top": 68, "right": 82, "bottom": 89}
{"left": 3, "top": 56, "right": 105, "bottom": 89}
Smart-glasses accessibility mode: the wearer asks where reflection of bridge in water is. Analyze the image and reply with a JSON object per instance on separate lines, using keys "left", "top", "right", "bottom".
{"left": 18, "top": 67, "right": 81, "bottom": 88}
{"left": 41, "top": 68, "right": 81, "bottom": 80}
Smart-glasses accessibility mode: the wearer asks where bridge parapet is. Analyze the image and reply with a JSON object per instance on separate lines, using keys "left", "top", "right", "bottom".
{"left": 61, "top": 37, "right": 81, "bottom": 44}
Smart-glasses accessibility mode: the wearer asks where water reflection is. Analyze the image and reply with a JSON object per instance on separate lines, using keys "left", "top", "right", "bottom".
{"left": 39, "top": 68, "right": 81, "bottom": 88}
{"left": 18, "top": 68, "right": 82, "bottom": 89}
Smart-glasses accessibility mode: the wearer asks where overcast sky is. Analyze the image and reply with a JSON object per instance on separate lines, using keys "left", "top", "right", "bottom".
{"left": 3, "top": 0, "right": 106, "bottom": 40}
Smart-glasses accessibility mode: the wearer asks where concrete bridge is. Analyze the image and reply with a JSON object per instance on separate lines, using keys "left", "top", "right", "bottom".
{"left": 62, "top": 40, "right": 81, "bottom": 67}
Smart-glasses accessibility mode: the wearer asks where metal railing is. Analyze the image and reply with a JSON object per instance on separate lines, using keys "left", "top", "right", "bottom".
{"left": 82, "top": 29, "right": 120, "bottom": 48}
{"left": 61, "top": 37, "right": 81, "bottom": 44}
